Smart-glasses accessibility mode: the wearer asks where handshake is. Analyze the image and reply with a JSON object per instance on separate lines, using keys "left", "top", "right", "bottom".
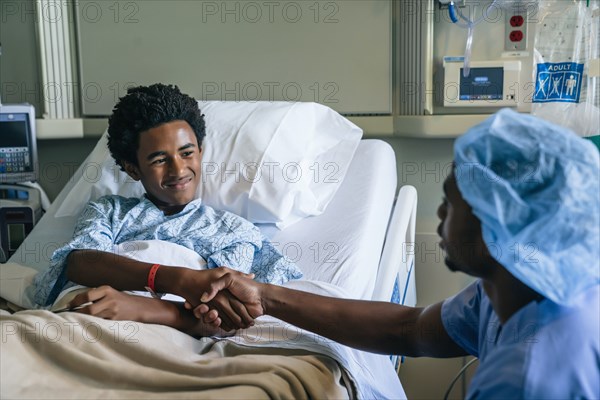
{"left": 183, "top": 267, "right": 268, "bottom": 333}
{"left": 65, "top": 265, "right": 273, "bottom": 336}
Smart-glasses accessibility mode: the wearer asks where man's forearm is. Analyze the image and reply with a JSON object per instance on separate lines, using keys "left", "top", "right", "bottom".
{"left": 261, "top": 283, "right": 464, "bottom": 357}
{"left": 260, "top": 283, "right": 415, "bottom": 354}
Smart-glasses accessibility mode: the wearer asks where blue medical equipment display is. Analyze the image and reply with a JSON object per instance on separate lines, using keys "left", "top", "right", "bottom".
{"left": 459, "top": 67, "right": 504, "bottom": 101}
{"left": 443, "top": 59, "right": 521, "bottom": 107}
{"left": 0, "top": 188, "right": 29, "bottom": 200}
{"left": 0, "top": 104, "right": 38, "bottom": 183}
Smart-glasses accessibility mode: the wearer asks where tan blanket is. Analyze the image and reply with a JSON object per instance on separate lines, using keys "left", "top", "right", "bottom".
{"left": 0, "top": 310, "right": 351, "bottom": 399}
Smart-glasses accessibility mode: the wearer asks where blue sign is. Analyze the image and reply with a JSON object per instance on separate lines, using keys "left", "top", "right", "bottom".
{"left": 534, "top": 62, "right": 584, "bottom": 103}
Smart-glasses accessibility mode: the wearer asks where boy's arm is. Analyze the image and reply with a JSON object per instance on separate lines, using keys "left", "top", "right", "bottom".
{"left": 66, "top": 249, "right": 191, "bottom": 293}
{"left": 68, "top": 286, "right": 228, "bottom": 337}
{"left": 66, "top": 250, "right": 254, "bottom": 330}
{"left": 67, "top": 249, "right": 233, "bottom": 297}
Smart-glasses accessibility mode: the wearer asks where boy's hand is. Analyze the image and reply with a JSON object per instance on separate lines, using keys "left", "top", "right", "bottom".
{"left": 202, "top": 291, "right": 255, "bottom": 332}
{"left": 193, "top": 272, "right": 265, "bottom": 323}
{"left": 67, "top": 286, "right": 237, "bottom": 337}
{"left": 68, "top": 285, "right": 148, "bottom": 321}
{"left": 178, "top": 267, "right": 256, "bottom": 331}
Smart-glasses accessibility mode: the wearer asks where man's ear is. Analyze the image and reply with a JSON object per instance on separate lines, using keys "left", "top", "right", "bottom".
{"left": 123, "top": 161, "right": 141, "bottom": 181}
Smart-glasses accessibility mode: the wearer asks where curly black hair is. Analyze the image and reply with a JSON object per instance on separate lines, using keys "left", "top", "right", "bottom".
{"left": 107, "top": 83, "right": 206, "bottom": 170}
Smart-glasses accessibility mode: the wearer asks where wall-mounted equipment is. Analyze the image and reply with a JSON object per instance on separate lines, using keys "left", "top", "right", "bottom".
{"left": 0, "top": 104, "right": 38, "bottom": 183}
{"left": 443, "top": 59, "right": 522, "bottom": 107}
{"left": 0, "top": 185, "right": 42, "bottom": 262}
{"left": 0, "top": 103, "right": 42, "bottom": 262}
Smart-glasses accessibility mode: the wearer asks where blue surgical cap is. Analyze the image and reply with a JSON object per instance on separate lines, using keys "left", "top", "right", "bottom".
{"left": 454, "top": 109, "right": 600, "bottom": 305}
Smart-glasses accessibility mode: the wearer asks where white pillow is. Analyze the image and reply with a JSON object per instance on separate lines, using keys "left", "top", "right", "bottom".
{"left": 198, "top": 101, "right": 362, "bottom": 228}
{"left": 55, "top": 101, "right": 362, "bottom": 228}
{"left": 113, "top": 240, "right": 207, "bottom": 270}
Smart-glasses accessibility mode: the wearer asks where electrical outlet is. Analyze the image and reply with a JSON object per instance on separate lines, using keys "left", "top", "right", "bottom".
{"left": 505, "top": 9, "right": 528, "bottom": 51}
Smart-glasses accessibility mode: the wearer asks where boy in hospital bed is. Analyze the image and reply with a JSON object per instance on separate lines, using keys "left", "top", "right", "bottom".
{"left": 199, "top": 109, "right": 600, "bottom": 398}
{"left": 31, "top": 83, "right": 301, "bottom": 334}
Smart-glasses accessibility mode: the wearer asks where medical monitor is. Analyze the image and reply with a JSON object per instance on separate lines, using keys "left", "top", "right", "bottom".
{"left": 0, "top": 104, "right": 38, "bottom": 183}
{"left": 443, "top": 59, "right": 521, "bottom": 107}
{"left": 459, "top": 67, "right": 504, "bottom": 101}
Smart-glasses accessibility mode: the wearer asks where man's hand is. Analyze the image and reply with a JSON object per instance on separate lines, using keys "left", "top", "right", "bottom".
{"left": 193, "top": 272, "right": 265, "bottom": 323}
{"left": 178, "top": 267, "right": 256, "bottom": 331}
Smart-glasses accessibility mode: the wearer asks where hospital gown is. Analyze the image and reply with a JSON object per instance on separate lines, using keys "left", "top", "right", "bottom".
{"left": 442, "top": 280, "right": 600, "bottom": 399}
{"left": 33, "top": 195, "right": 302, "bottom": 306}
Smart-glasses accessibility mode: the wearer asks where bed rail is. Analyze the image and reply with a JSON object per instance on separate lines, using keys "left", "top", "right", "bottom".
{"left": 372, "top": 185, "right": 417, "bottom": 305}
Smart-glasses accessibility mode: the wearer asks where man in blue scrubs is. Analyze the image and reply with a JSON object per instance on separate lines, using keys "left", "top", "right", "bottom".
{"left": 197, "top": 109, "right": 600, "bottom": 398}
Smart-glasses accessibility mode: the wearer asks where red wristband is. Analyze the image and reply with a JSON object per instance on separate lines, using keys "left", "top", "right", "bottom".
{"left": 147, "top": 264, "right": 161, "bottom": 292}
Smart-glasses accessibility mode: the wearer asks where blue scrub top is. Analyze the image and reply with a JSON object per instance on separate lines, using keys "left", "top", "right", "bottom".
{"left": 442, "top": 280, "right": 600, "bottom": 399}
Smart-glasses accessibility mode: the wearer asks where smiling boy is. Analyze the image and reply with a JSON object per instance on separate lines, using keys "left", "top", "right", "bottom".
{"left": 32, "top": 84, "right": 302, "bottom": 334}
{"left": 127, "top": 119, "right": 201, "bottom": 215}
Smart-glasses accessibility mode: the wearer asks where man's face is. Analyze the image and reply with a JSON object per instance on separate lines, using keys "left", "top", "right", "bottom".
{"left": 437, "top": 171, "right": 492, "bottom": 277}
{"left": 124, "top": 120, "right": 201, "bottom": 214}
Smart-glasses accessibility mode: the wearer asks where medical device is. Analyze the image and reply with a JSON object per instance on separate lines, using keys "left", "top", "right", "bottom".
{"left": 0, "top": 185, "right": 42, "bottom": 262}
{"left": 0, "top": 103, "right": 42, "bottom": 262}
{"left": 0, "top": 103, "right": 38, "bottom": 183}
{"left": 443, "top": 59, "right": 521, "bottom": 106}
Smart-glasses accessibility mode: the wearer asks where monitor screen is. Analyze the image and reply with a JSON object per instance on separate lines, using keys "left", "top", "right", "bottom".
{"left": 0, "top": 105, "right": 38, "bottom": 183}
{"left": 459, "top": 67, "right": 504, "bottom": 101}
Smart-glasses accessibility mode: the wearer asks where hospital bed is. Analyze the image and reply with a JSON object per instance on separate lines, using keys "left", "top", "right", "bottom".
{"left": 0, "top": 102, "right": 417, "bottom": 399}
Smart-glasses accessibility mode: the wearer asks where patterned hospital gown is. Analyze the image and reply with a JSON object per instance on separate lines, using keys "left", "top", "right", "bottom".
{"left": 33, "top": 195, "right": 302, "bottom": 306}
